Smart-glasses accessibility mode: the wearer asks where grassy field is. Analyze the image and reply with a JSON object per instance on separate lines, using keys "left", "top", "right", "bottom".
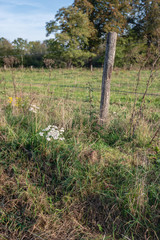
{"left": 0, "top": 67, "right": 160, "bottom": 240}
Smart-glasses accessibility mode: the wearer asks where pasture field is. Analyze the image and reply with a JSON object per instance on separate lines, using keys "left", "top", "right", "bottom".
{"left": 0, "top": 67, "right": 160, "bottom": 104}
{"left": 0, "top": 68, "right": 160, "bottom": 240}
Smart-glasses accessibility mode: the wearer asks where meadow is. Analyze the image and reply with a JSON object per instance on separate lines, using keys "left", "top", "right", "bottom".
{"left": 0, "top": 67, "right": 160, "bottom": 240}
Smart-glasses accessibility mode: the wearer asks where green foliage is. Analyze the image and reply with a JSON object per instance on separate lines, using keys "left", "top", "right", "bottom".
{"left": 129, "top": 0, "right": 160, "bottom": 42}
{"left": 0, "top": 37, "right": 14, "bottom": 66}
{"left": 74, "top": 0, "right": 132, "bottom": 51}
{"left": 45, "top": 0, "right": 160, "bottom": 68}
{"left": 46, "top": 6, "right": 95, "bottom": 67}
{"left": 1, "top": 1, "right": 160, "bottom": 69}
{"left": 115, "top": 35, "right": 147, "bottom": 68}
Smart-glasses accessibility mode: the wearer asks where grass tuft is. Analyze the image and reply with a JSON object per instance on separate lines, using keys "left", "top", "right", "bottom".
{"left": 0, "top": 68, "right": 160, "bottom": 239}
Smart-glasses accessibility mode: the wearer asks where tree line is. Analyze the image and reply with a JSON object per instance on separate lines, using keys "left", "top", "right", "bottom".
{"left": 0, "top": 38, "right": 48, "bottom": 68}
{"left": 1, "top": 0, "right": 160, "bottom": 69}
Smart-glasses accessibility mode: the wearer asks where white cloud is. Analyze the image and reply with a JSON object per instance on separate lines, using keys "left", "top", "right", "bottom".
{"left": 0, "top": 0, "right": 41, "bottom": 8}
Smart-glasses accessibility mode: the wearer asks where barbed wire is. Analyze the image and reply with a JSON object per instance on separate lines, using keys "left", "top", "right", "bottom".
{"left": 2, "top": 78, "right": 158, "bottom": 97}
{"left": 1, "top": 86, "right": 159, "bottom": 97}
{"left": 0, "top": 61, "right": 159, "bottom": 99}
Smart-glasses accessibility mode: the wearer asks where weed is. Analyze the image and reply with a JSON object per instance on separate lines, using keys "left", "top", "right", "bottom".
{"left": 0, "top": 68, "right": 160, "bottom": 239}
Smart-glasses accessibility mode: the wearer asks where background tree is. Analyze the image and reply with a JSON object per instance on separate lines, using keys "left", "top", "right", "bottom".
{"left": 28, "top": 41, "right": 46, "bottom": 55}
{"left": 129, "top": 0, "right": 160, "bottom": 44}
{"left": 12, "top": 38, "right": 28, "bottom": 67}
{"left": 0, "top": 0, "right": 159, "bottom": 69}
{"left": 25, "top": 41, "right": 47, "bottom": 67}
{"left": 46, "top": 6, "right": 95, "bottom": 67}
{"left": 127, "top": 0, "right": 160, "bottom": 66}
{"left": 43, "top": 58, "right": 55, "bottom": 69}
{"left": 0, "top": 38, "right": 13, "bottom": 66}
{"left": 45, "top": 39, "right": 67, "bottom": 67}
{"left": 3, "top": 56, "right": 19, "bottom": 68}
{"left": 73, "top": 0, "right": 132, "bottom": 52}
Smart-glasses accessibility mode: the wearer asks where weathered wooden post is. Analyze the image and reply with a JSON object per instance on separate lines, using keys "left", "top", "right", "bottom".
{"left": 100, "top": 32, "right": 117, "bottom": 124}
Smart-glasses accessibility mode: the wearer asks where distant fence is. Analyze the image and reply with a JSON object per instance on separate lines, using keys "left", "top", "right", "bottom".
{"left": 0, "top": 68, "right": 160, "bottom": 104}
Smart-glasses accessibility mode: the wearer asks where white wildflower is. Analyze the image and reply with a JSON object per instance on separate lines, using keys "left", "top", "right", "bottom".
{"left": 46, "top": 137, "right": 51, "bottom": 141}
{"left": 43, "top": 125, "right": 51, "bottom": 131}
{"left": 39, "top": 132, "right": 44, "bottom": 136}
{"left": 39, "top": 124, "right": 65, "bottom": 141}
{"left": 31, "top": 105, "right": 40, "bottom": 109}
{"left": 54, "top": 136, "right": 59, "bottom": 140}
{"left": 59, "top": 137, "right": 65, "bottom": 141}
{"left": 51, "top": 125, "right": 58, "bottom": 129}
{"left": 29, "top": 107, "right": 36, "bottom": 113}
{"left": 29, "top": 104, "right": 39, "bottom": 113}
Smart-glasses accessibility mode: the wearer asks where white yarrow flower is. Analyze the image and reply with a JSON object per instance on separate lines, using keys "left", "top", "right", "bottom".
{"left": 29, "top": 104, "right": 39, "bottom": 113}
{"left": 32, "top": 105, "right": 40, "bottom": 109}
{"left": 52, "top": 125, "right": 58, "bottom": 129}
{"left": 46, "top": 137, "right": 51, "bottom": 141}
{"left": 43, "top": 126, "right": 51, "bottom": 131}
{"left": 59, "top": 137, "right": 65, "bottom": 141}
{"left": 39, "top": 124, "right": 65, "bottom": 141}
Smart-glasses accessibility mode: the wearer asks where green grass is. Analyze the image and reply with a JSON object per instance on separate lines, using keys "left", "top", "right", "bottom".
{"left": 0, "top": 67, "right": 160, "bottom": 239}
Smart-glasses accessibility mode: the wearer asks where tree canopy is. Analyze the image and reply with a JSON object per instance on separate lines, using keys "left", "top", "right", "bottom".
{"left": 73, "top": 0, "right": 132, "bottom": 51}
{"left": 45, "top": 0, "right": 160, "bottom": 68}
{"left": 46, "top": 6, "right": 95, "bottom": 67}
{"left": 0, "top": 0, "right": 159, "bottom": 68}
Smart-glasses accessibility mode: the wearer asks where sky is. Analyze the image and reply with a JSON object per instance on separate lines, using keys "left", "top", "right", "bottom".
{"left": 0, "top": 0, "right": 74, "bottom": 42}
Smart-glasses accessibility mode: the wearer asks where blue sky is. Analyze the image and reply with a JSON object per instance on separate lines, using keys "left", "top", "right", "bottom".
{"left": 0, "top": 0, "right": 73, "bottom": 42}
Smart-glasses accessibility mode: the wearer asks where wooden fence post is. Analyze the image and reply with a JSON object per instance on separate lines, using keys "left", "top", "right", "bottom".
{"left": 100, "top": 32, "right": 117, "bottom": 124}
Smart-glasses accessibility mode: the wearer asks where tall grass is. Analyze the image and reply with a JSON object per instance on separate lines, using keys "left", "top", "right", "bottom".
{"left": 0, "top": 68, "right": 160, "bottom": 239}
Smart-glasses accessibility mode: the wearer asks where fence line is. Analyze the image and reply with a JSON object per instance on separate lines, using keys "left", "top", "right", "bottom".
{"left": 0, "top": 68, "right": 159, "bottom": 106}
{"left": 1, "top": 82, "right": 159, "bottom": 97}
{"left": 1, "top": 86, "right": 159, "bottom": 98}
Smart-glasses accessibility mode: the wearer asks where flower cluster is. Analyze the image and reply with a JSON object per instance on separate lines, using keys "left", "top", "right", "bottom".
{"left": 15, "top": 97, "right": 22, "bottom": 108}
{"left": 39, "top": 125, "right": 65, "bottom": 141}
{"left": 29, "top": 104, "right": 39, "bottom": 113}
{"left": 8, "top": 97, "right": 13, "bottom": 104}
